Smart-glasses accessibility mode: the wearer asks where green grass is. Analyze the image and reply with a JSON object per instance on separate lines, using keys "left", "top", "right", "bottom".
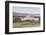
{"left": 13, "top": 21, "right": 40, "bottom": 28}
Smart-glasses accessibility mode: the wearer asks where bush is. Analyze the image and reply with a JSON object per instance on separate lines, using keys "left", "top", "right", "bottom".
{"left": 13, "top": 18, "right": 22, "bottom": 23}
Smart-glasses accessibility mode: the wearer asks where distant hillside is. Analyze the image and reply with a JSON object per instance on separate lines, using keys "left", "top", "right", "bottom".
{"left": 13, "top": 12, "right": 40, "bottom": 16}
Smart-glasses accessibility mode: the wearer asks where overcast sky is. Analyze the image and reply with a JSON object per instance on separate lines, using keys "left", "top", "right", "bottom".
{"left": 13, "top": 7, "right": 40, "bottom": 14}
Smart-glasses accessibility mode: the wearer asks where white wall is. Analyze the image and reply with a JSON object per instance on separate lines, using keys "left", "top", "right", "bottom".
{"left": 0, "top": 0, "right": 46, "bottom": 35}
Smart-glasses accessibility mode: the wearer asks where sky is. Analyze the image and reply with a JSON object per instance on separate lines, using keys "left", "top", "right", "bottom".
{"left": 13, "top": 7, "right": 40, "bottom": 14}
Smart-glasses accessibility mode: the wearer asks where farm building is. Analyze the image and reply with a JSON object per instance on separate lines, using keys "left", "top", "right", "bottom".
{"left": 13, "top": 12, "right": 40, "bottom": 22}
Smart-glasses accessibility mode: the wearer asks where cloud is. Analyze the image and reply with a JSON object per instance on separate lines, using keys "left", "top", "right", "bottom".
{"left": 13, "top": 7, "right": 40, "bottom": 14}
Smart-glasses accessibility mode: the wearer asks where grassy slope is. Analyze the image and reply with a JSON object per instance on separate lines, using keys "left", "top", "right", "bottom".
{"left": 13, "top": 22, "right": 40, "bottom": 28}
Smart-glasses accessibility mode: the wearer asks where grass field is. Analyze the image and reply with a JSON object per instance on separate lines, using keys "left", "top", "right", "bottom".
{"left": 13, "top": 21, "right": 40, "bottom": 28}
